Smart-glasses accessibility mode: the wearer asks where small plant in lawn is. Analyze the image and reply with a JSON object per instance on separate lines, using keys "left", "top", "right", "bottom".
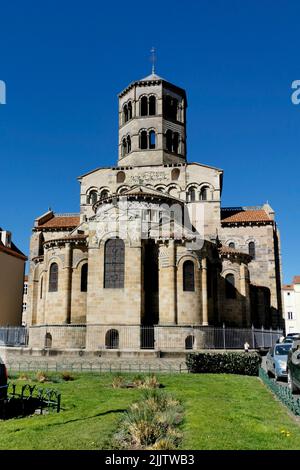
{"left": 112, "top": 375, "right": 125, "bottom": 388}
{"left": 61, "top": 372, "right": 74, "bottom": 381}
{"left": 112, "top": 389, "right": 183, "bottom": 450}
{"left": 18, "top": 373, "right": 29, "bottom": 381}
{"left": 36, "top": 371, "right": 49, "bottom": 383}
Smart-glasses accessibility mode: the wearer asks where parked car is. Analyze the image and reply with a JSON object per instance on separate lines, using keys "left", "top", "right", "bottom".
{"left": 287, "top": 340, "right": 300, "bottom": 393}
{"left": 266, "top": 343, "right": 292, "bottom": 380}
{"left": 286, "top": 333, "right": 300, "bottom": 337}
{"left": 0, "top": 358, "right": 8, "bottom": 399}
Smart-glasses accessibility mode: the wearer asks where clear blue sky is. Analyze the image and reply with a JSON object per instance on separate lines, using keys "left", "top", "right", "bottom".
{"left": 0, "top": 0, "right": 299, "bottom": 282}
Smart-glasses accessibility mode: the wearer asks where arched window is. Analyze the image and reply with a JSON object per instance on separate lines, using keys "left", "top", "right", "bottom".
{"left": 200, "top": 187, "right": 209, "bottom": 201}
{"left": 187, "top": 188, "right": 196, "bottom": 202}
{"left": 40, "top": 277, "right": 43, "bottom": 299}
{"left": 49, "top": 263, "right": 58, "bottom": 292}
{"left": 183, "top": 260, "right": 195, "bottom": 291}
{"left": 81, "top": 263, "right": 88, "bottom": 292}
{"left": 173, "top": 132, "right": 179, "bottom": 153}
{"left": 116, "top": 171, "right": 126, "bottom": 183}
{"left": 123, "top": 104, "right": 128, "bottom": 123}
{"left": 45, "top": 333, "right": 52, "bottom": 348}
{"left": 128, "top": 101, "right": 132, "bottom": 120}
{"left": 185, "top": 335, "right": 195, "bottom": 350}
{"left": 171, "top": 168, "right": 180, "bottom": 181}
{"left": 225, "top": 273, "right": 236, "bottom": 299}
{"left": 149, "top": 130, "right": 156, "bottom": 149}
{"left": 149, "top": 95, "right": 156, "bottom": 115}
{"left": 249, "top": 241, "right": 256, "bottom": 259}
{"left": 126, "top": 135, "right": 131, "bottom": 154}
{"left": 105, "top": 329, "right": 119, "bottom": 349}
{"left": 88, "top": 190, "right": 98, "bottom": 204}
{"left": 140, "top": 96, "right": 148, "bottom": 116}
{"left": 228, "top": 242, "right": 235, "bottom": 249}
{"left": 104, "top": 238, "right": 125, "bottom": 288}
{"left": 100, "top": 189, "right": 109, "bottom": 199}
{"left": 122, "top": 138, "right": 127, "bottom": 156}
{"left": 166, "top": 129, "right": 173, "bottom": 152}
{"left": 140, "top": 130, "right": 148, "bottom": 149}
{"left": 164, "top": 95, "right": 178, "bottom": 120}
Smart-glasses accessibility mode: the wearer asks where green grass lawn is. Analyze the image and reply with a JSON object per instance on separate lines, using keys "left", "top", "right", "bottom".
{"left": 0, "top": 372, "right": 300, "bottom": 450}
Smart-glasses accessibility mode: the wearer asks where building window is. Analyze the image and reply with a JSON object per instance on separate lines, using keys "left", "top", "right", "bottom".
{"left": 104, "top": 238, "right": 125, "bottom": 288}
{"left": 105, "top": 329, "right": 119, "bottom": 349}
{"left": 149, "top": 95, "right": 156, "bottom": 115}
{"left": 140, "top": 130, "right": 148, "bottom": 149}
{"left": 164, "top": 95, "right": 178, "bottom": 121}
{"left": 171, "top": 168, "right": 180, "bottom": 181}
{"left": 123, "top": 104, "right": 128, "bottom": 123}
{"left": 127, "top": 135, "right": 131, "bottom": 154}
{"left": 49, "top": 263, "right": 58, "bottom": 292}
{"left": 122, "top": 138, "right": 127, "bottom": 156}
{"left": 45, "top": 332, "right": 52, "bottom": 348}
{"left": 187, "top": 188, "right": 196, "bottom": 202}
{"left": 183, "top": 260, "right": 195, "bottom": 292}
{"left": 166, "top": 130, "right": 180, "bottom": 153}
{"left": 229, "top": 242, "right": 235, "bottom": 249}
{"left": 225, "top": 273, "right": 236, "bottom": 299}
{"left": 249, "top": 241, "right": 256, "bottom": 259}
{"left": 200, "top": 187, "right": 208, "bottom": 201}
{"left": 40, "top": 277, "right": 43, "bottom": 299}
{"left": 88, "top": 190, "right": 98, "bottom": 205}
{"left": 81, "top": 263, "right": 88, "bottom": 292}
{"left": 149, "top": 130, "right": 156, "bottom": 149}
{"left": 100, "top": 189, "right": 109, "bottom": 199}
{"left": 128, "top": 101, "right": 132, "bottom": 120}
{"left": 22, "top": 302, "right": 27, "bottom": 312}
{"left": 24, "top": 283, "right": 28, "bottom": 295}
{"left": 185, "top": 335, "right": 195, "bottom": 350}
{"left": 288, "top": 311, "right": 293, "bottom": 320}
{"left": 140, "top": 96, "right": 148, "bottom": 116}
{"left": 287, "top": 292, "right": 290, "bottom": 296}
{"left": 166, "top": 129, "right": 173, "bottom": 152}
{"left": 116, "top": 171, "right": 126, "bottom": 183}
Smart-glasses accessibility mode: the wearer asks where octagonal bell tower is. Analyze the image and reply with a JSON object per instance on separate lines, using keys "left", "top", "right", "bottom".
{"left": 118, "top": 73, "right": 187, "bottom": 167}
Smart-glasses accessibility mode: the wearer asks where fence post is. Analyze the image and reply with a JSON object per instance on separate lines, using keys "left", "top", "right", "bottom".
{"left": 262, "top": 326, "right": 264, "bottom": 349}
{"left": 223, "top": 323, "right": 226, "bottom": 350}
{"left": 251, "top": 325, "right": 255, "bottom": 349}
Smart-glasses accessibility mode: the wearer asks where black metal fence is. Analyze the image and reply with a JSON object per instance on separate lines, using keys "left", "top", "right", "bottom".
{"left": 0, "top": 382, "right": 61, "bottom": 419}
{"left": 0, "top": 325, "right": 282, "bottom": 350}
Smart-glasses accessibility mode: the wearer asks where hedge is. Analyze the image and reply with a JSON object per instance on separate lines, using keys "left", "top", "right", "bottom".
{"left": 186, "top": 351, "right": 261, "bottom": 376}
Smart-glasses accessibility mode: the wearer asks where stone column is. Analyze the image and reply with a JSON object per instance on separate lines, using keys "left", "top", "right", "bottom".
{"left": 64, "top": 243, "right": 73, "bottom": 324}
{"left": 240, "top": 263, "right": 251, "bottom": 327}
{"left": 158, "top": 240, "right": 177, "bottom": 324}
{"left": 202, "top": 257, "right": 208, "bottom": 326}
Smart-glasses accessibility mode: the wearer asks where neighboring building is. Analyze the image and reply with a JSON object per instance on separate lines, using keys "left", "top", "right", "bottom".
{"left": 282, "top": 277, "right": 300, "bottom": 334}
{"left": 0, "top": 228, "right": 27, "bottom": 326}
{"left": 26, "top": 72, "right": 283, "bottom": 350}
{"left": 22, "top": 275, "right": 29, "bottom": 325}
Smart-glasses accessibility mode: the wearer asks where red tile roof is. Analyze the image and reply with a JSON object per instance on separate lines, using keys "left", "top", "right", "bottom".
{"left": 282, "top": 284, "right": 293, "bottom": 290}
{"left": 221, "top": 209, "right": 271, "bottom": 224}
{"left": 293, "top": 276, "right": 300, "bottom": 284}
{"left": 37, "top": 216, "right": 80, "bottom": 229}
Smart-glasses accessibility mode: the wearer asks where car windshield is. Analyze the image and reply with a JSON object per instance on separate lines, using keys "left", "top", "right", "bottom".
{"left": 275, "top": 344, "right": 292, "bottom": 355}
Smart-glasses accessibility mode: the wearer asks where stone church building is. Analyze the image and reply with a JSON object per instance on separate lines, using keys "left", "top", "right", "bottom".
{"left": 27, "top": 72, "right": 283, "bottom": 350}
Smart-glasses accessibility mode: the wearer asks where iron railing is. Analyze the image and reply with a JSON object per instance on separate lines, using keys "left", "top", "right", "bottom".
{"left": 0, "top": 325, "right": 283, "bottom": 350}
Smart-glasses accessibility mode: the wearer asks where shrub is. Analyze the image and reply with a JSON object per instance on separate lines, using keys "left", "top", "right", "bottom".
{"left": 112, "top": 389, "right": 183, "bottom": 450}
{"left": 112, "top": 375, "right": 125, "bottom": 388}
{"left": 61, "top": 372, "right": 74, "bottom": 382}
{"left": 186, "top": 351, "right": 261, "bottom": 376}
{"left": 36, "top": 371, "right": 49, "bottom": 383}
